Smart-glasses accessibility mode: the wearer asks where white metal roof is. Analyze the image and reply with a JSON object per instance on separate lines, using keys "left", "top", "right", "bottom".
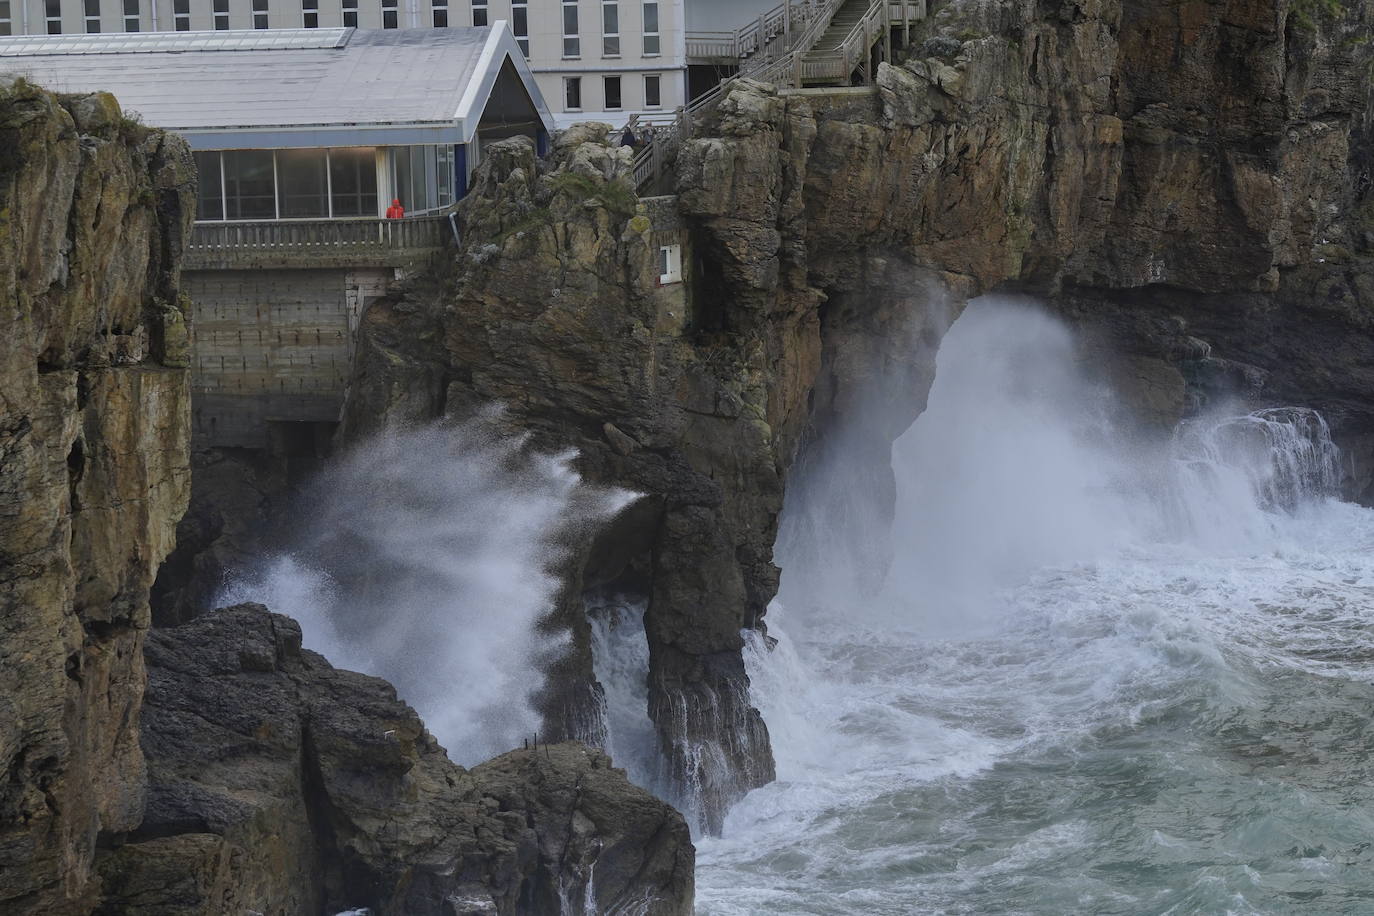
{"left": 0, "top": 25, "right": 554, "bottom": 148}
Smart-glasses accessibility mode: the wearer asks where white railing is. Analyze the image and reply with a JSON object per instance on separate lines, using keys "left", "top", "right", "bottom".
{"left": 635, "top": 0, "right": 928, "bottom": 193}
{"left": 185, "top": 216, "right": 448, "bottom": 265}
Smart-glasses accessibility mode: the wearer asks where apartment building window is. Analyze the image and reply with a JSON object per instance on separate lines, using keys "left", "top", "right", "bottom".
{"left": 642, "top": 1, "right": 659, "bottom": 55}
{"left": 302, "top": 0, "right": 317, "bottom": 26}
{"left": 213, "top": 0, "right": 228, "bottom": 27}
{"left": 511, "top": 0, "right": 527, "bottom": 55}
{"left": 470, "top": 0, "right": 484, "bottom": 25}
{"left": 174, "top": 0, "right": 190, "bottom": 29}
{"left": 342, "top": 0, "right": 357, "bottom": 26}
{"left": 252, "top": 0, "right": 267, "bottom": 27}
{"left": 122, "top": 0, "right": 138, "bottom": 30}
{"left": 431, "top": 0, "right": 446, "bottom": 26}
{"left": 45, "top": 0, "right": 61, "bottom": 33}
{"left": 382, "top": 0, "right": 397, "bottom": 28}
{"left": 561, "top": 0, "right": 578, "bottom": 57}
{"left": 84, "top": 0, "right": 100, "bottom": 32}
{"left": 604, "top": 75, "right": 621, "bottom": 110}
{"left": 0, "top": 1, "right": 10, "bottom": 35}
{"left": 644, "top": 74, "right": 660, "bottom": 108}
{"left": 601, "top": 0, "right": 618, "bottom": 56}
{"left": 564, "top": 76, "right": 581, "bottom": 110}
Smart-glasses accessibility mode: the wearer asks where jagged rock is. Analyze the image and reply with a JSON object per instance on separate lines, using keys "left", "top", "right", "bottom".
{"left": 0, "top": 80, "right": 195, "bottom": 913}
{"left": 101, "top": 604, "right": 693, "bottom": 916}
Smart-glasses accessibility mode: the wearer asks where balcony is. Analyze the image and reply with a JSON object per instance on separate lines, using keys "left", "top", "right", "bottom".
{"left": 183, "top": 215, "right": 452, "bottom": 270}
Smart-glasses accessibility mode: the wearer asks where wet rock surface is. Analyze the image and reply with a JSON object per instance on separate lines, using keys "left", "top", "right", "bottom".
{"left": 103, "top": 604, "right": 694, "bottom": 916}
{"left": 0, "top": 78, "right": 195, "bottom": 914}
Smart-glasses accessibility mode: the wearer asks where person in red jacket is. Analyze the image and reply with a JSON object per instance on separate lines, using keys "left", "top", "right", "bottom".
{"left": 385, "top": 198, "right": 405, "bottom": 219}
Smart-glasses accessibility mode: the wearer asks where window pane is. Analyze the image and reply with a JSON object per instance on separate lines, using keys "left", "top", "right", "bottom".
{"left": 562, "top": 4, "right": 575, "bottom": 33}
{"left": 343, "top": 9, "right": 356, "bottom": 24}
{"left": 604, "top": 76, "right": 621, "bottom": 109}
{"left": 472, "top": 7, "right": 484, "bottom": 24}
{"left": 383, "top": 9, "right": 396, "bottom": 26}
{"left": 643, "top": 33, "right": 658, "bottom": 55}
{"left": 563, "top": 37, "right": 578, "bottom": 57}
{"left": 642, "top": 1, "right": 656, "bottom": 31}
{"left": 602, "top": 4, "right": 615, "bottom": 33}
{"left": 603, "top": 35, "right": 618, "bottom": 55}
{"left": 194, "top": 152, "right": 223, "bottom": 221}
{"left": 512, "top": 6, "right": 526, "bottom": 34}
{"left": 223, "top": 150, "right": 276, "bottom": 220}
{"left": 565, "top": 77, "right": 580, "bottom": 109}
{"left": 85, "top": 0, "right": 98, "bottom": 15}
{"left": 645, "top": 74, "right": 660, "bottom": 107}
{"left": 329, "top": 147, "right": 377, "bottom": 217}
{"left": 432, "top": 7, "right": 446, "bottom": 25}
{"left": 276, "top": 149, "right": 329, "bottom": 218}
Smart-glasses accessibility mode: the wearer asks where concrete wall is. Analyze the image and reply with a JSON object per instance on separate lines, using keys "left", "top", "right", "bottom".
{"left": 186, "top": 267, "right": 390, "bottom": 448}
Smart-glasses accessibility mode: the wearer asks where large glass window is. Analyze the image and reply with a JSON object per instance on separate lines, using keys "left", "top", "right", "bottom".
{"left": 602, "top": 0, "right": 618, "bottom": 56}
{"left": 123, "top": 0, "right": 138, "bottom": 31}
{"left": 390, "top": 145, "right": 456, "bottom": 215}
{"left": 511, "top": 0, "right": 527, "bottom": 55}
{"left": 562, "top": 0, "right": 578, "bottom": 57}
{"left": 470, "top": 0, "right": 485, "bottom": 25}
{"left": 342, "top": 0, "right": 356, "bottom": 25}
{"left": 84, "top": 0, "right": 101, "bottom": 32}
{"left": 174, "top": 0, "right": 190, "bottom": 29}
{"left": 223, "top": 150, "right": 276, "bottom": 220}
{"left": 194, "top": 151, "right": 224, "bottom": 221}
{"left": 642, "top": 1, "right": 659, "bottom": 55}
{"left": 45, "top": 0, "right": 61, "bottom": 33}
{"left": 329, "top": 147, "right": 378, "bottom": 217}
{"left": 276, "top": 149, "right": 329, "bottom": 218}
{"left": 213, "top": 0, "right": 228, "bottom": 28}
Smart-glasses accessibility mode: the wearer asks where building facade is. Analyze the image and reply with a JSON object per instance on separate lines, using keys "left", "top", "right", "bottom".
{"left": 0, "top": 0, "right": 686, "bottom": 122}
{"left": 1, "top": 26, "right": 556, "bottom": 448}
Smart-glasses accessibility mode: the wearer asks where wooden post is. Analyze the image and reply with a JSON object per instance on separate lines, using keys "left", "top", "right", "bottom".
{"left": 883, "top": 3, "right": 890, "bottom": 66}
{"left": 782, "top": 0, "right": 790, "bottom": 43}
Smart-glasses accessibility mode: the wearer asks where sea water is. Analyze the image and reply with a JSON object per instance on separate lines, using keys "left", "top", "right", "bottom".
{"left": 693, "top": 300, "right": 1374, "bottom": 914}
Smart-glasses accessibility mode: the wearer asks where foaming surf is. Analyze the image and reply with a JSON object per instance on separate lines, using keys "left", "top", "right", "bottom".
{"left": 696, "top": 298, "right": 1374, "bottom": 914}
{"left": 218, "top": 415, "right": 634, "bottom": 765}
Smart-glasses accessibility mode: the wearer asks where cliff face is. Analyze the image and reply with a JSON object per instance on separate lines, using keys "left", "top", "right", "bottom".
{"left": 340, "top": 0, "right": 1374, "bottom": 834}
{"left": 0, "top": 79, "right": 195, "bottom": 913}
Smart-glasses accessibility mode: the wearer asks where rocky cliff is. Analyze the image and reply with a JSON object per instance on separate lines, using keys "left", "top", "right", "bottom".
{"left": 335, "top": 0, "right": 1374, "bottom": 836}
{"left": 101, "top": 604, "right": 692, "bottom": 916}
{"left": 0, "top": 78, "right": 195, "bottom": 913}
{"left": 0, "top": 79, "right": 696, "bottom": 915}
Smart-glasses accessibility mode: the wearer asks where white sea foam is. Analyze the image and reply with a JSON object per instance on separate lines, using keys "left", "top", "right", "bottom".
{"left": 697, "top": 298, "right": 1374, "bottom": 914}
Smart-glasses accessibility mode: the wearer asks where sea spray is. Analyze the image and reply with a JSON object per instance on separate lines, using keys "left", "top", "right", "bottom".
{"left": 219, "top": 416, "right": 634, "bottom": 765}
{"left": 697, "top": 297, "right": 1369, "bottom": 914}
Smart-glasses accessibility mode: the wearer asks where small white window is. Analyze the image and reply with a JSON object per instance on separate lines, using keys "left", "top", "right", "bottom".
{"left": 511, "top": 0, "right": 528, "bottom": 55}
{"left": 302, "top": 0, "right": 317, "bottom": 27}
{"left": 658, "top": 244, "right": 681, "bottom": 285}
{"left": 431, "top": 0, "right": 447, "bottom": 27}
{"left": 562, "top": 0, "right": 578, "bottom": 57}
{"left": 174, "top": 0, "right": 190, "bottom": 29}
{"left": 84, "top": 0, "right": 100, "bottom": 32}
{"left": 122, "top": 0, "right": 138, "bottom": 31}
{"left": 213, "top": 0, "right": 228, "bottom": 28}
{"left": 564, "top": 76, "right": 582, "bottom": 111}
{"left": 601, "top": 0, "right": 618, "bottom": 56}
{"left": 381, "top": 0, "right": 397, "bottom": 28}
{"left": 644, "top": 74, "right": 661, "bottom": 108}
{"left": 642, "top": 1, "right": 659, "bottom": 55}
{"left": 252, "top": 0, "right": 267, "bottom": 28}
{"left": 45, "top": 0, "right": 62, "bottom": 33}
{"left": 470, "top": 0, "right": 485, "bottom": 25}
{"left": 0, "top": 0, "right": 12, "bottom": 35}
{"left": 342, "top": 0, "right": 357, "bottom": 26}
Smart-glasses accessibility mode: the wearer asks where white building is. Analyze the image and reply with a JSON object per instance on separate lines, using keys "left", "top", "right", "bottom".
{"left": 0, "top": 0, "right": 690, "bottom": 122}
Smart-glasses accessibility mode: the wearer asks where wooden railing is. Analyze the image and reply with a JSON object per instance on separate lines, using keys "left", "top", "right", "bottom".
{"left": 185, "top": 216, "right": 450, "bottom": 268}
{"left": 802, "top": 0, "right": 926, "bottom": 84}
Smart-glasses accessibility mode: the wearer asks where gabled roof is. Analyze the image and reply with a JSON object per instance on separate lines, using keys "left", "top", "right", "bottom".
{"left": 0, "top": 25, "right": 554, "bottom": 149}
